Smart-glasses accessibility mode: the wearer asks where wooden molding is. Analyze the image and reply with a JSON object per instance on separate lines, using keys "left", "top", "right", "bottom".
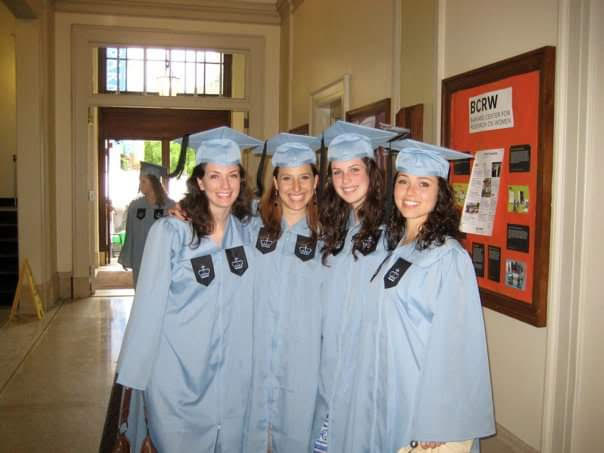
{"left": 54, "top": 0, "right": 280, "bottom": 25}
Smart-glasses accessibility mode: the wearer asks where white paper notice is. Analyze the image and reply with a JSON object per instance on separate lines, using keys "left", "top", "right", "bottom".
{"left": 460, "top": 149, "right": 504, "bottom": 236}
{"left": 469, "top": 87, "right": 514, "bottom": 133}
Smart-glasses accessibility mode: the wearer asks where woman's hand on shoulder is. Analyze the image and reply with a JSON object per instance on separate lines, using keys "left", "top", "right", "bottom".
{"left": 168, "top": 203, "right": 189, "bottom": 221}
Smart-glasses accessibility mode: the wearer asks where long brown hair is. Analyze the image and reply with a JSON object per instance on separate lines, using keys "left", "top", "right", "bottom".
{"left": 258, "top": 165, "right": 320, "bottom": 240}
{"left": 386, "top": 176, "right": 460, "bottom": 250}
{"left": 146, "top": 175, "right": 169, "bottom": 207}
{"left": 319, "top": 157, "right": 385, "bottom": 263}
{"left": 180, "top": 163, "right": 253, "bottom": 246}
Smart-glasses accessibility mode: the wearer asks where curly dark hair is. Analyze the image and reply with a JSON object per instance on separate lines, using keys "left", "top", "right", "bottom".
{"left": 386, "top": 176, "right": 460, "bottom": 251}
{"left": 320, "top": 157, "right": 385, "bottom": 264}
{"left": 258, "top": 165, "right": 320, "bottom": 241}
{"left": 180, "top": 163, "right": 253, "bottom": 247}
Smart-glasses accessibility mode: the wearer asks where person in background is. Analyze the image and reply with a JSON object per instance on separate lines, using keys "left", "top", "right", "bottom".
{"left": 118, "top": 161, "right": 175, "bottom": 286}
{"left": 115, "top": 127, "right": 263, "bottom": 452}
{"left": 245, "top": 133, "right": 323, "bottom": 452}
{"left": 323, "top": 140, "right": 495, "bottom": 453}
{"left": 312, "top": 121, "right": 397, "bottom": 453}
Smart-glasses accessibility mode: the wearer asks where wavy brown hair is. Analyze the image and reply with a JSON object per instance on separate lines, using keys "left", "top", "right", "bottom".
{"left": 258, "top": 165, "right": 320, "bottom": 241}
{"left": 145, "top": 175, "right": 169, "bottom": 207}
{"left": 180, "top": 163, "right": 253, "bottom": 246}
{"left": 386, "top": 176, "right": 460, "bottom": 250}
{"left": 320, "top": 157, "right": 385, "bottom": 263}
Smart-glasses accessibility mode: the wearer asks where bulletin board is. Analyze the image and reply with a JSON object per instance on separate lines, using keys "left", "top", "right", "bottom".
{"left": 441, "top": 47, "right": 555, "bottom": 327}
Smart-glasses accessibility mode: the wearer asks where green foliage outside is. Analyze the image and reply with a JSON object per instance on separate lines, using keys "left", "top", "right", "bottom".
{"left": 143, "top": 141, "right": 197, "bottom": 176}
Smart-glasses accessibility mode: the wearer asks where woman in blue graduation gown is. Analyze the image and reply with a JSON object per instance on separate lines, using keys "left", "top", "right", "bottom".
{"left": 116, "top": 127, "right": 262, "bottom": 452}
{"left": 324, "top": 141, "right": 495, "bottom": 453}
{"left": 118, "top": 162, "right": 175, "bottom": 286}
{"left": 312, "top": 121, "right": 398, "bottom": 452}
{"left": 244, "top": 133, "right": 324, "bottom": 453}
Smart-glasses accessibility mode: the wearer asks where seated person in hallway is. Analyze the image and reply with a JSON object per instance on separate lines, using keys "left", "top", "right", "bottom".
{"left": 321, "top": 139, "right": 495, "bottom": 453}
{"left": 118, "top": 161, "right": 175, "bottom": 286}
{"left": 115, "top": 127, "right": 263, "bottom": 452}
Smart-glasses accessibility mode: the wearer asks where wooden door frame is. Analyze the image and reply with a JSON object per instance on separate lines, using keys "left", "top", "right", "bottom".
{"left": 97, "top": 107, "right": 231, "bottom": 263}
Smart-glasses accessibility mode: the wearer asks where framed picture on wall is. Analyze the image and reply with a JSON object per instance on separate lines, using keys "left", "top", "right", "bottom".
{"left": 442, "top": 46, "right": 555, "bottom": 327}
{"left": 345, "top": 98, "right": 391, "bottom": 129}
{"left": 288, "top": 124, "right": 309, "bottom": 135}
{"left": 345, "top": 98, "right": 391, "bottom": 169}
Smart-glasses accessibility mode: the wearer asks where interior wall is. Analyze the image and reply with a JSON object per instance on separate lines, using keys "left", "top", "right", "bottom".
{"left": 400, "top": 0, "right": 435, "bottom": 143}
{"left": 442, "top": 0, "right": 558, "bottom": 449}
{"left": 569, "top": 1, "right": 604, "bottom": 449}
{"left": 14, "top": 0, "right": 57, "bottom": 308}
{"left": 278, "top": 3, "right": 290, "bottom": 130}
{"left": 54, "top": 12, "right": 280, "bottom": 278}
{"left": 289, "top": 0, "right": 394, "bottom": 127}
{"left": 0, "top": 2, "right": 16, "bottom": 198}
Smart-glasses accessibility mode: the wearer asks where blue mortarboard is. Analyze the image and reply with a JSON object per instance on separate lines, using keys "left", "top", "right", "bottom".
{"left": 391, "top": 139, "right": 472, "bottom": 178}
{"left": 183, "top": 126, "right": 263, "bottom": 165}
{"left": 265, "top": 133, "right": 321, "bottom": 168}
{"left": 322, "top": 120, "right": 398, "bottom": 161}
{"left": 139, "top": 161, "right": 167, "bottom": 179}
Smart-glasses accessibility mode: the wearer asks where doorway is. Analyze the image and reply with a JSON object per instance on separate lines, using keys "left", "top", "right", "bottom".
{"left": 96, "top": 107, "right": 231, "bottom": 290}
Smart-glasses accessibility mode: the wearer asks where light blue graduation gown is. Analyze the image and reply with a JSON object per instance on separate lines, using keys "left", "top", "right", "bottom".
{"left": 245, "top": 216, "right": 324, "bottom": 453}
{"left": 116, "top": 215, "right": 255, "bottom": 453}
{"left": 118, "top": 196, "right": 175, "bottom": 285}
{"left": 312, "top": 214, "right": 387, "bottom": 443}
{"left": 326, "top": 238, "right": 495, "bottom": 453}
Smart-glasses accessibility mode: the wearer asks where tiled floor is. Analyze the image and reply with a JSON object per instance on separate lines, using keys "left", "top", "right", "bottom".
{"left": 0, "top": 297, "right": 132, "bottom": 453}
{"left": 0, "top": 296, "right": 513, "bottom": 453}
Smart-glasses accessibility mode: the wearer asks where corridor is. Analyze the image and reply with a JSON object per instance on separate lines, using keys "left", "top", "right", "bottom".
{"left": 0, "top": 296, "right": 132, "bottom": 452}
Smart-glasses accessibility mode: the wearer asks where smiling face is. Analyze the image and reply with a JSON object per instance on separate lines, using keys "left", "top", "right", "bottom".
{"left": 197, "top": 163, "right": 241, "bottom": 211}
{"left": 274, "top": 164, "right": 318, "bottom": 215}
{"left": 331, "top": 159, "right": 370, "bottom": 209}
{"left": 394, "top": 172, "right": 439, "bottom": 231}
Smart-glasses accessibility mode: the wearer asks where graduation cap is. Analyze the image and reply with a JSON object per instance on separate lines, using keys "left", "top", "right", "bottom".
{"left": 253, "top": 133, "right": 320, "bottom": 197}
{"left": 139, "top": 161, "right": 168, "bottom": 179}
{"left": 188, "top": 126, "right": 263, "bottom": 165}
{"left": 267, "top": 133, "right": 320, "bottom": 168}
{"left": 322, "top": 120, "right": 398, "bottom": 162}
{"left": 390, "top": 139, "right": 472, "bottom": 178}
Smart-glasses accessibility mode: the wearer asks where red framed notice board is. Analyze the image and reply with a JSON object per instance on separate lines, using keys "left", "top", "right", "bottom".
{"left": 441, "top": 47, "right": 555, "bottom": 326}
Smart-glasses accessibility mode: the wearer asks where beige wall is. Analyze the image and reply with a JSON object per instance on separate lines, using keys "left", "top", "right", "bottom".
{"left": 442, "top": 0, "right": 558, "bottom": 449}
{"left": 290, "top": 0, "right": 394, "bottom": 127}
{"left": 279, "top": 5, "right": 290, "bottom": 130}
{"left": 14, "top": 0, "right": 58, "bottom": 308}
{"left": 0, "top": 2, "right": 16, "bottom": 198}
{"left": 566, "top": 2, "right": 604, "bottom": 449}
{"left": 400, "top": 0, "right": 436, "bottom": 143}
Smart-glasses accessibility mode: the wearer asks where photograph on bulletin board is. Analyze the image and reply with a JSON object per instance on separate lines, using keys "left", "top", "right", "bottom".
{"left": 441, "top": 46, "right": 555, "bottom": 327}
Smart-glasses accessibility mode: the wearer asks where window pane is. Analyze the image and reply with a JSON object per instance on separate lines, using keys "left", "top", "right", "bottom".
{"left": 127, "top": 60, "right": 144, "bottom": 92}
{"left": 106, "top": 47, "right": 118, "bottom": 58}
{"left": 147, "top": 48, "right": 166, "bottom": 61}
{"left": 146, "top": 60, "right": 165, "bottom": 93}
{"left": 118, "top": 48, "right": 127, "bottom": 58}
{"left": 206, "top": 51, "right": 221, "bottom": 63}
{"left": 171, "top": 49, "right": 185, "bottom": 62}
{"left": 118, "top": 60, "right": 126, "bottom": 92}
{"left": 205, "top": 63, "right": 221, "bottom": 94}
{"left": 106, "top": 59, "right": 118, "bottom": 91}
{"left": 196, "top": 51, "right": 205, "bottom": 62}
{"left": 196, "top": 63, "right": 205, "bottom": 93}
{"left": 127, "top": 47, "right": 144, "bottom": 59}
{"left": 170, "top": 61, "right": 185, "bottom": 95}
{"left": 185, "top": 62, "right": 195, "bottom": 94}
{"left": 186, "top": 50, "right": 196, "bottom": 62}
